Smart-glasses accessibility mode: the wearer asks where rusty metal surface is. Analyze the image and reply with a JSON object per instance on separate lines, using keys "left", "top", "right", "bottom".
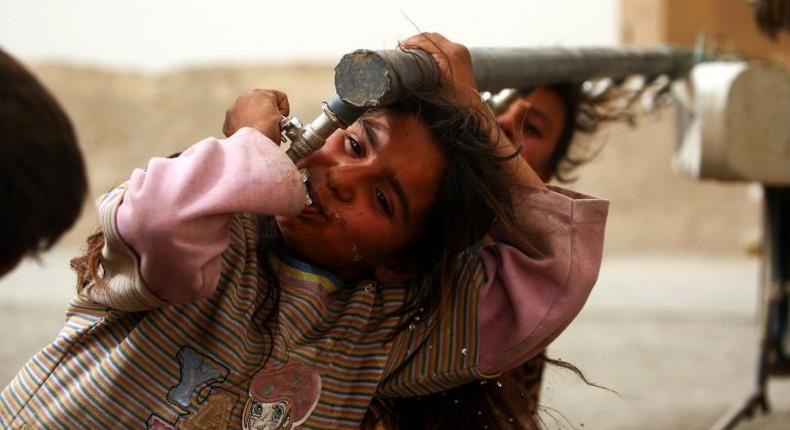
{"left": 283, "top": 93, "right": 367, "bottom": 162}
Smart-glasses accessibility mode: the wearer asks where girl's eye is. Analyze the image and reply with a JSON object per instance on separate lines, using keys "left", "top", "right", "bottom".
{"left": 375, "top": 189, "right": 392, "bottom": 216}
{"left": 522, "top": 122, "right": 542, "bottom": 137}
{"left": 346, "top": 135, "right": 364, "bottom": 157}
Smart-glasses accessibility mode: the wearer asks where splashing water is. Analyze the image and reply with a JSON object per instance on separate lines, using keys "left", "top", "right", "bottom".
{"left": 324, "top": 206, "right": 365, "bottom": 265}
{"left": 299, "top": 168, "right": 312, "bottom": 206}
{"left": 351, "top": 243, "right": 362, "bottom": 262}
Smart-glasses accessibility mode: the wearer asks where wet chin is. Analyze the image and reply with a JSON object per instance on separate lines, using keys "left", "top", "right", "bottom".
{"left": 275, "top": 217, "right": 351, "bottom": 268}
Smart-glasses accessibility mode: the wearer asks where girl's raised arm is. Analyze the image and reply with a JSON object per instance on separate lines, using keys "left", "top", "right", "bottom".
{"left": 377, "top": 34, "right": 609, "bottom": 393}
{"left": 89, "top": 90, "right": 306, "bottom": 309}
{"left": 401, "top": 34, "right": 608, "bottom": 372}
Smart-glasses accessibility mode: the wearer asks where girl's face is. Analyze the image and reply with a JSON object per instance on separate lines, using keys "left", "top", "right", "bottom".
{"left": 496, "top": 86, "right": 567, "bottom": 181}
{"left": 276, "top": 110, "right": 446, "bottom": 282}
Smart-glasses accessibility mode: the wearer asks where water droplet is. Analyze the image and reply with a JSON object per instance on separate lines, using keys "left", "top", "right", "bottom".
{"left": 477, "top": 410, "right": 483, "bottom": 415}
{"left": 351, "top": 243, "right": 362, "bottom": 262}
{"left": 519, "top": 392, "right": 526, "bottom": 398}
{"left": 408, "top": 323, "right": 416, "bottom": 331}
{"left": 484, "top": 426, "right": 488, "bottom": 429}
{"left": 419, "top": 307, "right": 424, "bottom": 312}
{"left": 427, "top": 344, "right": 433, "bottom": 350}
{"left": 461, "top": 348, "right": 468, "bottom": 356}
{"left": 479, "top": 380, "right": 487, "bottom": 385}
{"left": 453, "top": 399, "right": 459, "bottom": 404}
{"left": 496, "top": 381, "right": 502, "bottom": 388}
{"left": 508, "top": 417, "right": 514, "bottom": 423}
{"left": 414, "top": 315, "right": 421, "bottom": 321}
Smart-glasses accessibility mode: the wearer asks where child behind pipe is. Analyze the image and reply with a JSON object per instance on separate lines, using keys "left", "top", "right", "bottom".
{"left": 0, "top": 34, "right": 607, "bottom": 430}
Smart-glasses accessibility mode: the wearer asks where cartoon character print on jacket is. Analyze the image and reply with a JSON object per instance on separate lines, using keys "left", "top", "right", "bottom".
{"left": 145, "top": 347, "right": 321, "bottom": 430}
{"left": 242, "top": 361, "right": 322, "bottom": 430}
{"left": 147, "top": 346, "right": 236, "bottom": 429}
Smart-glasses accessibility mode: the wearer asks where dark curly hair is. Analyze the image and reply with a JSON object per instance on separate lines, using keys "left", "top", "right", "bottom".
{"left": 545, "top": 77, "right": 674, "bottom": 182}
{"left": 0, "top": 48, "right": 87, "bottom": 272}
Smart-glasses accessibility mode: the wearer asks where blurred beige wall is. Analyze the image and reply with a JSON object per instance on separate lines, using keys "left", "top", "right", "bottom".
{"left": 622, "top": 0, "right": 790, "bottom": 64}
{"left": 33, "top": 64, "right": 335, "bottom": 249}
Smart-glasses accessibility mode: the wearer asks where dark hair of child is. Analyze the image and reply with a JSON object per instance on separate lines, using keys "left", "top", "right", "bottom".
{"left": 0, "top": 48, "right": 88, "bottom": 270}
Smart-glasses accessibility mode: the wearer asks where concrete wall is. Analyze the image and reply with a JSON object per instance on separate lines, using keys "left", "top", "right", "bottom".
{"left": 622, "top": 0, "right": 790, "bottom": 64}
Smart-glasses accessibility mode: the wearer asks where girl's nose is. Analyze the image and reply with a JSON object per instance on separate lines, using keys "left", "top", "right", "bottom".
{"left": 327, "top": 164, "right": 362, "bottom": 203}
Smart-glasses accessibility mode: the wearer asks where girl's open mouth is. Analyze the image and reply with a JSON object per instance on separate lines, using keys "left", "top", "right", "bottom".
{"left": 300, "top": 169, "right": 326, "bottom": 219}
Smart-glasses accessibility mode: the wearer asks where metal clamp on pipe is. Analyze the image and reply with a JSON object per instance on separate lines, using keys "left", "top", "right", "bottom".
{"left": 283, "top": 93, "right": 366, "bottom": 163}
{"left": 481, "top": 88, "right": 521, "bottom": 116}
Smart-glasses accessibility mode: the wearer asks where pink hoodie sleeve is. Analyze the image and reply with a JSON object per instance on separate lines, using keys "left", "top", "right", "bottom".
{"left": 476, "top": 185, "right": 608, "bottom": 375}
{"left": 115, "top": 127, "right": 306, "bottom": 304}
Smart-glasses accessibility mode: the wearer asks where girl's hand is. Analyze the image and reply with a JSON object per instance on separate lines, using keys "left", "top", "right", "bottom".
{"left": 399, "top": 32, "right": 485, "bottom": 113}
{"left": 223, "top": 89, "right": 290, "bottom": 142}
{"left": 400, "top": 32, "right": 546, "bottom": 189}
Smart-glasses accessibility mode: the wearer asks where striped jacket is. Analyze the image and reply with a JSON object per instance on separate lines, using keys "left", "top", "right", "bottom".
{"left": 1, "top": 128, "right": 608, "bottom": 429}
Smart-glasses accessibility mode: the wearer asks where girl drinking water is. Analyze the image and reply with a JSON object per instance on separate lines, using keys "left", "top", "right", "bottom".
{"left": 1, "top": 33, "right": 607, "bottom": 430}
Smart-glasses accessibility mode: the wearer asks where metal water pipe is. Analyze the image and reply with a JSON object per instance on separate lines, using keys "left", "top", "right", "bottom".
{"left": 334, "top": 46, "right": 694, "bottom": 108}
{"left": 285, "top": 45, "right": 694, "bottom": 162}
